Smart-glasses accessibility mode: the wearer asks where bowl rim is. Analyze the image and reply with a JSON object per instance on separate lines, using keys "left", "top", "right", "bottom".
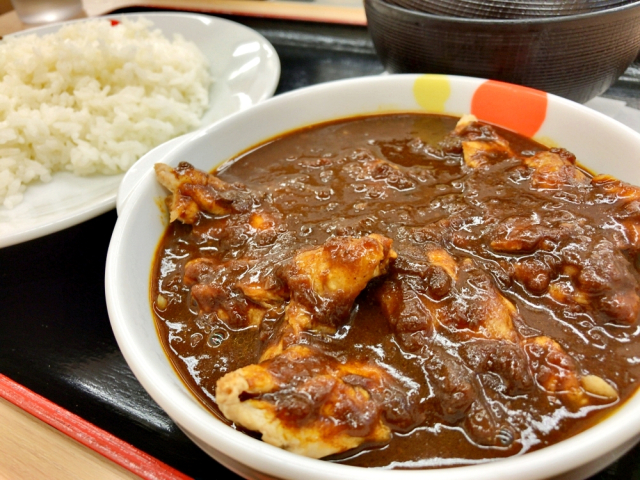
{"left": 107, "top": 73, "right": 640, "bottom": 480}
{"left": 367, "top": 0, "right": 640, "bottom": 25}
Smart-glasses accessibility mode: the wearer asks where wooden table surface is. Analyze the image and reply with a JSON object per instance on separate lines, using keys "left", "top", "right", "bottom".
{"left": 0, "top": 0, "right": 366, "bottom": 35}
{"left": 0, "top": 397, "right": 140, "bottom": 480}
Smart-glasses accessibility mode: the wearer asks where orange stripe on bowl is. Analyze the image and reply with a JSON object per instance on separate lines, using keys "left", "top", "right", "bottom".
{"left": 471, "top": 80, "right": 547, "bottom": 137}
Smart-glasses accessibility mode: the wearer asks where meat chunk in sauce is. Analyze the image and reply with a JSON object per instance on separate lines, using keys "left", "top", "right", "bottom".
{"left": 155, "top": 162, "right": 255, "bottom": 223}
{"left": 261, "top": 234, "right": 397, "bottom": 361}
{"left": 152, "top": 113, "right": 640, "bottom": 467}
{"left": 455, "top": 114, "right": 516, "bottom": 169}
{"left": 217, "top": 345, "right": 421, "bottom": 458}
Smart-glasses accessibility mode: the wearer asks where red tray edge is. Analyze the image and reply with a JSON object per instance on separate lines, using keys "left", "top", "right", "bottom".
{"left": 0, "top": 373, "right": 192, "bottom": 480}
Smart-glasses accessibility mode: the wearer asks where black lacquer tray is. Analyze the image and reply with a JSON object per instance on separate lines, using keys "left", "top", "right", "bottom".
{"left": 1, "top": 9, "right": 639, "bottom": 479}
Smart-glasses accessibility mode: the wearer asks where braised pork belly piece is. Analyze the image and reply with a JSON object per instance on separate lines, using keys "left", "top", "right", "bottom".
{"left": 152, "top": 113, "right": 640, "bottom": 467}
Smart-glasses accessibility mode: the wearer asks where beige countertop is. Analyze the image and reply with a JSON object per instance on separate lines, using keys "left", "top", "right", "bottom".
{"left": 0, "top": 0, "right": 366, "bottom": 35}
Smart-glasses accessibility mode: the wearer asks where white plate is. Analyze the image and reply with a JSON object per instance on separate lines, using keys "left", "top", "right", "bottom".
{"left": 0, "top": 12, "right": 280, "bottom": 248}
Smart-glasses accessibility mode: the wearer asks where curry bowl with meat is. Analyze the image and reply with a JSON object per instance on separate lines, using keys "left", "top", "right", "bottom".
{"left": 105, "top": 74, "right": 640, "bottom": 480}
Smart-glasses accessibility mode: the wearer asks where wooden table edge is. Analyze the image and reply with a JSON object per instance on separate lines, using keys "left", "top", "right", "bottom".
{"left": 0, "top": 374, "right": 191, "bottom": 480}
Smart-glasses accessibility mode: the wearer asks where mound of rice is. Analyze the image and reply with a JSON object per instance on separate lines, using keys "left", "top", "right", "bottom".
{"left": 0, "top": 17, "right": 212, "bottom": 209}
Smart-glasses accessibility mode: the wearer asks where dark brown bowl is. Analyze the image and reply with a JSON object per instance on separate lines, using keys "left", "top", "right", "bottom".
{"left": 365, "top": 0, "right": 640, "bottom": 103}
{"left": 385, "top": 0, "right": 635, "bottom": 19}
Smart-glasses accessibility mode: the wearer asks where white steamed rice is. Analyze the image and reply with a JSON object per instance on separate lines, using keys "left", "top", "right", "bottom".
{"left": 0, "top": 17, "right": 212, "bottom": 208}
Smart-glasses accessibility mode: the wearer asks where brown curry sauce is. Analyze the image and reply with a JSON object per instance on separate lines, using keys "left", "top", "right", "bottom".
{"left": 151, "top": 113, "right": 640, "bottom": 468}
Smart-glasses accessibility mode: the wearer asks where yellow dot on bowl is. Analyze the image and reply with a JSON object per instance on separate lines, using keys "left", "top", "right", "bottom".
{"left": 413, "top": 75, "right": 451, "bottom": 113}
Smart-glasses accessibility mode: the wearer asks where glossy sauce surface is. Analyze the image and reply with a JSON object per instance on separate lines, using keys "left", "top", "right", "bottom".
{"left": 152, "top": 114, "right": 640, "bottom": 468}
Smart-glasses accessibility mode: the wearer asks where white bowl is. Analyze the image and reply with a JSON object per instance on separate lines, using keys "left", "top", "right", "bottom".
{"left": 105, "top": 74, "right": 640, "bottom": 480}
